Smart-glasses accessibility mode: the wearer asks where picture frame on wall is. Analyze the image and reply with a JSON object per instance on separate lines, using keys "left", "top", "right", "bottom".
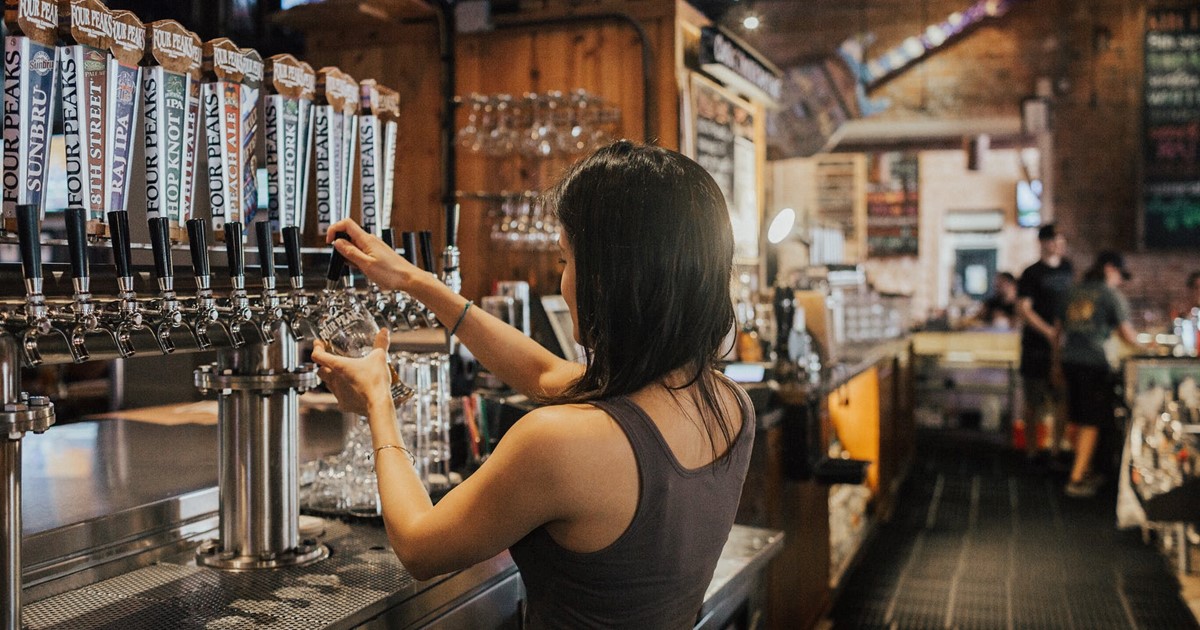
{"left": 686, "top": 73, "right": 761, "bottom": 263}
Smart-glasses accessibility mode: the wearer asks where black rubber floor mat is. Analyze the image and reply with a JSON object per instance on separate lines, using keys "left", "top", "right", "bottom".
{"left": 828, "top": 437, "right": 1199, "bottom": 629}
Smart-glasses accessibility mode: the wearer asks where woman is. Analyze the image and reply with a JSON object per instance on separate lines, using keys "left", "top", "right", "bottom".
{"left": 314, "top": 141, "right": 755, "bottom": 628}
{"left": 1059, "top": 251, "right": 1140, "bottom": 498}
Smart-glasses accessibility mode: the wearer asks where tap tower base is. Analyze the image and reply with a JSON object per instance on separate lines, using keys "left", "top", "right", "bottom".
{"left": 194, "top": 328, "right": 326, "bottom": 571}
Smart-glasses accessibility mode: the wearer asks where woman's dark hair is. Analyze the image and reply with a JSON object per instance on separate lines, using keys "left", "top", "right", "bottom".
{"left": 547, "top": 141, "right": 738, "bottom": 462}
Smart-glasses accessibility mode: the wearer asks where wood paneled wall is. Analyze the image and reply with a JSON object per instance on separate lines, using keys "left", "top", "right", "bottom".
{"left": 455, "top": 10, "right": 679, "bottom": 299}
{"left": 304, "top": 21, "right": 446, "bottom": 245}
{"left": 299, "top": 0, "right": 693, "bottom": 300}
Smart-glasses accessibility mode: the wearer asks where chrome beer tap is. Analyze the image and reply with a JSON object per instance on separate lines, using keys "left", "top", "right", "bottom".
{"left": 221, "top": 223, "right": 257, "bottom": 347}
{"left": 147, "top": 216, "right": 195, "bottom": 352}
{"left": 61, "top": 208, "right": 98, "bottom": 359}
{"left": 441, "top": 203, "right": 462, "bottom": 295}
{"left": 184, "top": 218, "right": 226, "bottom": 349}
{"left": 399, "top": 231, "right": 424, "bottom": 329}
{"left": 13, "top": 205, "right": 68, "bottom": 366}
{"left": 53, "top": 207, "right": 118, "bottom": 363}
{"left": 281, "top": 226, "right": 316, "bottom": 339}
{"left": 254, "top": 222, "right": 285, "bottom": 343}
{"left": 98, "top": 210, "right": 145, "bottom": 357}
{"left": 366, "top": 231, "right": 393, "bottom": 326}
{"left": 417, "top": 230, "right": 441, "bottom": 328}
{"left": 262, "top": 54, "right": 316, "bottom": 339}
{"left": 322, "top": 233, "right": 351, "bottom": 302}
{"left": 378, "top": 228, "right": 410, "bottom": 329}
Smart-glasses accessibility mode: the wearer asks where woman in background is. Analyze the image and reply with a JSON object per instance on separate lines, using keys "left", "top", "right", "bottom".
{"left": 313, "top": 141, "right": 754, "bottom": 628}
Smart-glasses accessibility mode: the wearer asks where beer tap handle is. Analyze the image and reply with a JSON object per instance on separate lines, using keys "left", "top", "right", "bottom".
{"left": 440, "top": 203, "right": 462, "bottom": 294}
{"left": 220, "top": 222, "right": 250, "bottom": 346}
{"left": 65, "top": 207, "right": 89, "bottom": 284}
{"left": 225, "top": 223, "right": 245, "bottom": 279}
{"left": 16, "top": 204, "right": 55, "bottom": 362}
{"left": 381, "top": 228, "right": 395, "bottom": 249}
{"left": 148, "top": 217, "right": 174, "bottom": 283}
{"left": 444, "top": 203, "right": 460, "bottom": 250}
{"left": 255, "top": 221, "right": 276, "bottom": 283}
{"left": 64, "top": 207, "right": 98, "bottom": 361}
{"left": 105, "top": 211, "right": 141, "bottom": 357}
{"left": 401, "top": 231, "right": 418, "bottom": 266}
{"left": 282, "top": 226, "right": 303, "bottom": 282}
{"left": 185, "top": 219, "right": 217, "bottom": 349}
{"left": 16, "top": 204, "right": 42, "bottom": 287}
{"left": 280, "top": 224, "right": 312, "bottom": 339}
{"left": 148, "top": 216, "right": 183, "bottom": 352}
{"left": 326, "top": 232, "right": 349, "bottom": 284}
{"left": 187, "top": 218, "right": 211, "bottom": 280}
{"left": 418, "top": 230, "right": 435, "bottom": 273}
{"left": 107, "top": 211, "right": 134, "bottom": 281}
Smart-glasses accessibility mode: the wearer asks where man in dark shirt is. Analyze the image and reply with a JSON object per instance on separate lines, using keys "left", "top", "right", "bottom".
{"left": 1017, "top": 224, "right": 1073, "bottom": 458}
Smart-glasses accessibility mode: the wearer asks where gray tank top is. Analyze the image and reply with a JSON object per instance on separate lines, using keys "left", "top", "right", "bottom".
{"left": 509, "top": 379, "right": 755, "bottom": 629}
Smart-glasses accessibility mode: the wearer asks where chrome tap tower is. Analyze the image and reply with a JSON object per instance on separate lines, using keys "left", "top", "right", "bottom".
{"left": 192, "top": 46, "right": 326, "bottom": 571}
{"left": 0, "top": 2, "right": 449, "bottom": 624}
{"left": 2, "top": 2, "right": 60, "bottom": 626}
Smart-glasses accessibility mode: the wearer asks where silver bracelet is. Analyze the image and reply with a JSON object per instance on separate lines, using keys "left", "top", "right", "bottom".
{"left": 372, "top": 444, "right": 416, "bottom": 471}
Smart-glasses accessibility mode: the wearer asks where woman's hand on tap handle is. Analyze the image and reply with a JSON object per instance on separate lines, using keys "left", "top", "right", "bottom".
{"left": 326, "top": 219, "right": 424, "bottom": 292}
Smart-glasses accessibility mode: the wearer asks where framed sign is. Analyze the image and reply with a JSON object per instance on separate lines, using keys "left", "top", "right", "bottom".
{"left": 689, "top": 73, "right": 760, "bottom": 261}
{"left": 866, "top": 152, "right": 919, "bottom": 257}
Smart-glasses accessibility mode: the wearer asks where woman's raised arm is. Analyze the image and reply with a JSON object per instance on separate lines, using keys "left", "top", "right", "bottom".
{"left": 312, "top": 331, "right": 580, "bottom": 580}
{"left": 325, "top": 219, "right": 584, "bottom": 399}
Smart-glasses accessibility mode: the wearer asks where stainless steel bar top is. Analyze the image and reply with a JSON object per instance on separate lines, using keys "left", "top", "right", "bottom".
{"left": 18, "top": 413, "right": 784, "bottom": 629}
{"left": 23, "top": 517, "right": 511, "bottom": 630}
{"left": 23, "top": 522, "right": 781, "bottom": 630}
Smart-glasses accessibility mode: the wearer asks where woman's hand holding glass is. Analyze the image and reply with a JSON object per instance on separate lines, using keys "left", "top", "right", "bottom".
{"left": 313, "top": 327, "right": 395, "bottom": 417}
{"left": 325, "top": 218, "right": 425, "bottom": 293}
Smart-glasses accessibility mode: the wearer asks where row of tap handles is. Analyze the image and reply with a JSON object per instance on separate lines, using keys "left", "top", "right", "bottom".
{"left": 9, "top": 203, "right": 451, "bottom": 367}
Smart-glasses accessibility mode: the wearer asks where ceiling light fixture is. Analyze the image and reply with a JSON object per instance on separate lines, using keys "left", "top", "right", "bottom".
{"left": 743, "top": 15, "right": 760, "bottom": 30}
{"left": 767, "top": 208, "right": 796, "bottom": 244}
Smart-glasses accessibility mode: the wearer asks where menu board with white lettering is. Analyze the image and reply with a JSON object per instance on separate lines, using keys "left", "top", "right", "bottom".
{"left": 1143, "top": 8, "right": 1200, "bottom": 249}
{"left": 690, "top": 74, "right": 759, "bottom": 260}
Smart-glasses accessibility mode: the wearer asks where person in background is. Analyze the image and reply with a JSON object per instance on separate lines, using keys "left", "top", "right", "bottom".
{"left": 312, "top": 142, "right": 754, "bottom": 628}
{"left": 1174, "top": 271, "right": 1200, "bottom": 318}
{"left": 966, "top": 272, "right": 1020, "bottom": 330}
{"left": 1059, "top": 251, "right": 1142, "bottom": 498}
{"left": 1017, "top": 224, "right": 1074, "bottom": 460}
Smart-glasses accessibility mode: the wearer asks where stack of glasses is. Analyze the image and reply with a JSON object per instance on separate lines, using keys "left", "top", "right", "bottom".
{"left": 300, "top": 352, "right": 454, "bottom": 517}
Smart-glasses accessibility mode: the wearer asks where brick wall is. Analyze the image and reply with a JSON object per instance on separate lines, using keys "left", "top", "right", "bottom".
{"left": 754, "top": 0, "right": 1196, "bottom": 323}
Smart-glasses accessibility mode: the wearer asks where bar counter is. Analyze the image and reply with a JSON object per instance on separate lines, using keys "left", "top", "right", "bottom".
{"left": 771, "top": 338, "right": 913, "bottom": 408}
{"left": 734, "top": 336, "right": 914, "bottom": 629}
{"left": 17, "top": 406, "right": 783, "bottom": 628}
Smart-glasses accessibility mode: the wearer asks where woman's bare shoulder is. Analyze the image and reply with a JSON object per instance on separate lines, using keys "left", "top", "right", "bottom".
{"left": 515, "top": 403, "right": 619, "bottom": 438}
{"left": 504, "top": 403, "right": 631, "bottom": 468}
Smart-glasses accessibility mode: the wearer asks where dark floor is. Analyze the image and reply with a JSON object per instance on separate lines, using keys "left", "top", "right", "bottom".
{"left": 828, "top": 436, "right": 1199, "bottom": 630}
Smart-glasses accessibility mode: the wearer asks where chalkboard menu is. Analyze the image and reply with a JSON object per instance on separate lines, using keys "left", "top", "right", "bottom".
{"left": 690, "top": 74, "right": 759, "bottom": 260}
{"left": 1143, "top": 8, "right": 1200, "bottom": 249}
{"left": 866, "top": 152, "right": 920, "bottom": 257}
